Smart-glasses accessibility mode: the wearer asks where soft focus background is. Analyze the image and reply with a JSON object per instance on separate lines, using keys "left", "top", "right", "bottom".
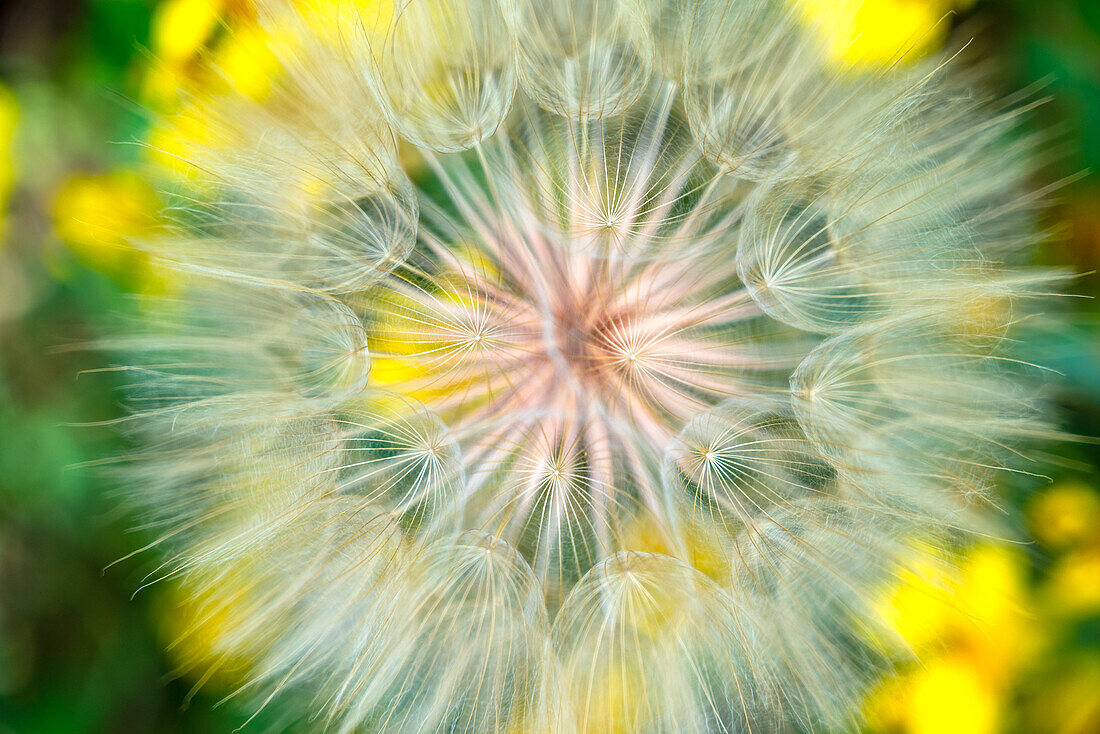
{"left": 0, "top": 1, "right": 1097, "bottom": 732}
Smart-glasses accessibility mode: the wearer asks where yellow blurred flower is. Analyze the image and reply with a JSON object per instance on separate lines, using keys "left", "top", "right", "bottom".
{"left": 1044, "top": 549, "right": 1100, "bottom": 616}
{"left": 879, "top": 545, "right": 1032, "bottom": 649}
{"left": 212, "top": 21, "right": 283, "bottom": 101}
{"left": 865, "top": 654, "right": 1003, "bottom": 734}
{"left": 1028, "top": 481, "right": 1100, "bottom": 551}
{"left": 143, "top": 0, "right": 228, "bottom": 106}
{"left": 155, "top": 576, "right": 258, "bottom": 694}
{"left": 876, "top": 545, "right": 960, "bottom": 652}
{"left": 153, "top": 0, "right": 227, "bottom": 65}
{"left": 144, "top": 0, "right": 279, "bottom": 108}
{"left": 957, "top": 545, "right": 1037, "bottom": 682}
{"left": 52, "top": 171, "right": 168, "bottom": 291}
{"left": 908, "top": 656, "right": 1000, "bottom": 734}
{"left": 141, "top": 0, "right": 397, "bottom": 176}
{"left": 796, "top": 0, "right": 973, "bottom": 68}
{"left": 145, "top": 105, "right": 221, "bottom": 178}
{"left": 868, "top": 543, "right": 1037, "bottom": 733}
{"left": 0, "top": 82, "right": 18, "bottom": 242}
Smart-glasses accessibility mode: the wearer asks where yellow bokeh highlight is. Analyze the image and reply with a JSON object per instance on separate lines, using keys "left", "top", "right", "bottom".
{"left": 908, "top": 656, "right": 1000, "bottom": 734}
{"left": 155, "top": 576, "right": 259, "bottom": 693}
{"left": 0, "top": 83, "right": 18, "bottom": 242}
{"left": 876, "top": 545, "right": 959, "bottom": 651}
{"left": 796, "top": 0, "right": 972, "bottom": 68}
{"left": 877, "top": 545, "right": 1032, "bottom": 656}
{"left": 141, "top": 0, "right": 400, "bottom": 176}
{"left": 152, "top": 0, "right": 226, "bottom": 65}
{"left": 143, "top": 0, "right": 232, "bottom": 107}
{"left": 52, "top": 171, "right": 168, "bottom": 292}
{"left": 868, "top": 543, "right": 1038, "bottom": 734}
{"left": 1028, "top": 481, "right": 1100, "bottom": 551}
{"left": 145, "top": 106, "right": 220, "bottom": 178}
{"left": 212, "top": 21, "right": 283, "bottom": 101}
{"left": 1045, "top": 549, "right": 1100, "bottom": 615}
{"left": 957, "top": 545, "right": 1036, "bottom": 682}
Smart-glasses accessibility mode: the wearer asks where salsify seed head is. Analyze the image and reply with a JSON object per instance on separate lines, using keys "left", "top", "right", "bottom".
{"left": 123, "top": 0, "right": 1056, "bottom": 731}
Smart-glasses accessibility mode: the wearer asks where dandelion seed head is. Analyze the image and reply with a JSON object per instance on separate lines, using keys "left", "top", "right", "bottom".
{"left": 124, "top": 0, "right": 1057, "bottom": 731}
